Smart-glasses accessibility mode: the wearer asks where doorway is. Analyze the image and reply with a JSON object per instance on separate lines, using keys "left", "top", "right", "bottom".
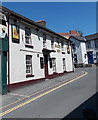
{"left": 44, "top": 54, "right": 48, "bottom": 78}
{"left": 87, "top": 51, "right": 94, "bottom": 64}
{"left": 96, "top": 52, "right": 98, "bottom": 63}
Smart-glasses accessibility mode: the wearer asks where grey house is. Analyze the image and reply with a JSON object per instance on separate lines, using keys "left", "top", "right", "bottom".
{"left": 85, "top": 33, "right": 98, "bottom": 64}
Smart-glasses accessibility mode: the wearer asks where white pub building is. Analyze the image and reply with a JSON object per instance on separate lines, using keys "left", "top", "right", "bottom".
{"left": 0, "top": 6, "right": 74, "bottom": 92}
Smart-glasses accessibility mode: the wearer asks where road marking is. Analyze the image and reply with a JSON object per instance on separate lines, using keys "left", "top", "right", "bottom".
{"left": 8, "top": 93, "right": 30, "bottom": 98}
{"left": 0, "top": 71, "right": 87, "bottom": 117}
{"left": 0, "top": 72, "right": 85, "bottom": 111}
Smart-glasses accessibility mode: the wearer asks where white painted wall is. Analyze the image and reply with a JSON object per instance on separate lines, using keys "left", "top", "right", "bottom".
{"left": 1, "top": 16, "right": 73, "bottom": 84}
{"left": 86, "top": 40, "right": 98, "bottom": 63}
{"left": 70, "top": 37, "right": 88, "bottom": 64}
{"left": 80, "top": 42, "right": 88, "bottom": 64}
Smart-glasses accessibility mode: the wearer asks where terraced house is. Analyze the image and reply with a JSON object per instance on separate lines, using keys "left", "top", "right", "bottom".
{"left": 85, "top": 33, "right": 98, "bottom": 64}
{"left": 0, "top": 6, "right": 74, "bottom": 94}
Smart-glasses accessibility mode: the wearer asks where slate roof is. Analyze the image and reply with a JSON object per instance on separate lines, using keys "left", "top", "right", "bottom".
{"left": 85, "top": 33, "right": 98, "bottom": 41}
{"left": 69, "top": 36, "right": 86, "bottom": 42}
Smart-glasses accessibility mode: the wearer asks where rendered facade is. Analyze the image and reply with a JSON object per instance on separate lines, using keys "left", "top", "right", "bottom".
{"left": 0, "top": 6, "right": 74, "bottom": 90}
{"left": 85, "top": 33, "right": 98, "bottom": 64}
{"left": 69, "top": 36, "right": 88, "bottom": 65}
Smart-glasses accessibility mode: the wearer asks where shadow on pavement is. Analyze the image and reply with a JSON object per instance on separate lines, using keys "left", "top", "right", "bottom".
{"left": 62, "top": 92, "right": 98, "bottom": 120}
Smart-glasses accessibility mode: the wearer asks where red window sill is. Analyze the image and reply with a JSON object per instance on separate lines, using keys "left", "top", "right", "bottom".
{"left": 26, "top": 74, "right": 34, "bottom": 78}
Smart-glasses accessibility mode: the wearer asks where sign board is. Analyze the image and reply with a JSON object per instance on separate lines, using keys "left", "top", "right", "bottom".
{"left": 12, "top": 24, "right": 20, "bottom": 43}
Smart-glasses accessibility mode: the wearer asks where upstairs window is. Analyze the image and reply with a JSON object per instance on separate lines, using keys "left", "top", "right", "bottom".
{"left": 95, "top": 39, "right": 98, "bottom": 49}
{"left": 25, "top": 27, "right": 31, "bottom": 45}
{"left": 67, "top": 44, "right": 70, "bottom": 54}
{"left": 51, "top": 37, "right": 54, "bottom": 49}
{"left": 72, "top": 43, "right": 75, "bottom": 50}
{"left": 0, "top": 14, "right": 7, "bottom": 26}
{"left": 43, "top": 34, "right": 46, "bottom": 48}
{"left": 61, "top": 41, "right": 64, "bottom": 51}
{"left": 86, "top": 41, "right": 91, "bottom": 49}
{"left": 57, "top": 38, "right": 59, "bottom": 45}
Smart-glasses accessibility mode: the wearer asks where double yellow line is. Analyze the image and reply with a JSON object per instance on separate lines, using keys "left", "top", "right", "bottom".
{"left": 0, "top": 71, "right": 88, "bottom": 117}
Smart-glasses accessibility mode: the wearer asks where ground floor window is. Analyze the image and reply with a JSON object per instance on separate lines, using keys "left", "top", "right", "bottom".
{"left": 52, "top": 58, "right": 56, "bottom": 73}
{"left": 49, "top": 58, "right": 52, "bottom": 68}
{"left": 26, "top": 55, "right": 32, "bottom": 75}
{"left": 40, "top": 57, "right": 44, "bottom": 69}
{"left": 74, "top": 54, "right": 77, "bottom": 63}
{"left": 63, "top": 58, "right": 66, "bottom": 71}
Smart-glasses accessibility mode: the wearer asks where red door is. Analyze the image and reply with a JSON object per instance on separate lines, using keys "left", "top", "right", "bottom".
{"left": 44, "top": 55, "right": 48, "bottom": 78}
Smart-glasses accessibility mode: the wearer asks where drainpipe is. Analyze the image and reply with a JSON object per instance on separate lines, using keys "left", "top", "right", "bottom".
{"left": 70, "top": 42, "right": 75, "bottom": 72}
{"left": 7, "top": 13, "right": 10, "bottom": 93}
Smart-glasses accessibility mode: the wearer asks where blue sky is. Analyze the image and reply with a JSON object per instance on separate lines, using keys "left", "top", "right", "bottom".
{"left": 2, "top": 2, "right": 96, "bottom": 36}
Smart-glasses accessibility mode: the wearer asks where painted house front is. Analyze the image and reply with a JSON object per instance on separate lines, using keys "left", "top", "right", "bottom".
{"left": 85, "top": 33, "right": 98, "bottom": 64}
{"left": 69, "top": 36, "right": 88, "bottom": 66}
{"left": 0, "top": 6, "right": 74, "bottom": 89}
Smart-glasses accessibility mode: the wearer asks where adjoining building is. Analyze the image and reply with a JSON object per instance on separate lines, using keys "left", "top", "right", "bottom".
{"left": 58, "top": 30, "right": 81, "bottom": 39}
{"left": 58, "top": 30, "right": 88, "bottom": 67}
{"left": 0, "top": 6, "right": 74, "bottom": 92}
{"left": 69, "top": 36, "right": 88, "bottom": 67}
{"left": 85, "top": 33, "right": 98, "bottom": 64}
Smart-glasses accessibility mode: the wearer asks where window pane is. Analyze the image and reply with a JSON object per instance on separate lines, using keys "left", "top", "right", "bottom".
{"left": 25, "top": 27, "right": 31, "bottom": 45}
{"left": 49, "top": 58, "right": 52, "bottom": 68}
{"left": 26, "top": 55, "right": 32, "bottom": 74}
{"left": 40, "top": 57, "right": 44, "bottom": 69}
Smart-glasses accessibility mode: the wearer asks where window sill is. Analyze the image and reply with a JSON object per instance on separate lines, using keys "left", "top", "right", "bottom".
{"left": 25, "top": 44, "right": 34, "bottom": 49}
{"left": 26, "top": 74, "right": 34, "bottom": 78}
{"left": 62, "top": 52, "right": 65, "bottom": 54}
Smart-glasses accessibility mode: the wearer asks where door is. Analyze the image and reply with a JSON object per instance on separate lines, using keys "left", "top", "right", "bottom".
{"left": 52, "top": 58, "right": 56, "bottom": 73}
{"left": 87, "top": 51, "right": 94, "bottom": 64}
{"left": 44, "top": 55, "right": 48, "bottom": 78}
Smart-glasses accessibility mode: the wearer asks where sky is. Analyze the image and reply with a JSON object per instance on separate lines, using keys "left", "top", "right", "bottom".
{"left": 2, "top": 2, "right": 96, "bottom": 36}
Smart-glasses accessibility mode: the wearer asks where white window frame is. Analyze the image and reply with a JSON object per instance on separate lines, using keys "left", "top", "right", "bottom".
{"left": 52, "top": 58, "right": 56, "bottom": 73}
{"left": 63, "top": 58, "right": 66, "bottom": 71}
{"left": 25, "top": 27, "right": 32, "bottom": 45}
{"left": 26, "top": 55, "right": 32, "bottom": 75}
{"left": 61, "top": 41, "right": 64, "bottom": 51}
{"left": 43, "top": 34, "right": 46, "bottom": 48}
{"left": 51, "top": 37, "right": 54, "bottom": 49}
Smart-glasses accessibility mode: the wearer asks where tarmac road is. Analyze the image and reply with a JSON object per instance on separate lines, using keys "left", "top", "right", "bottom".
{"left": 2, "top": 67, "right": 97, "bottom": 119}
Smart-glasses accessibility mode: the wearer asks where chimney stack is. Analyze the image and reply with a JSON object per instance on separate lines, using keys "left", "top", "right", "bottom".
{"left": 36, "top": 20, "right": 46, "bottom": 27}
